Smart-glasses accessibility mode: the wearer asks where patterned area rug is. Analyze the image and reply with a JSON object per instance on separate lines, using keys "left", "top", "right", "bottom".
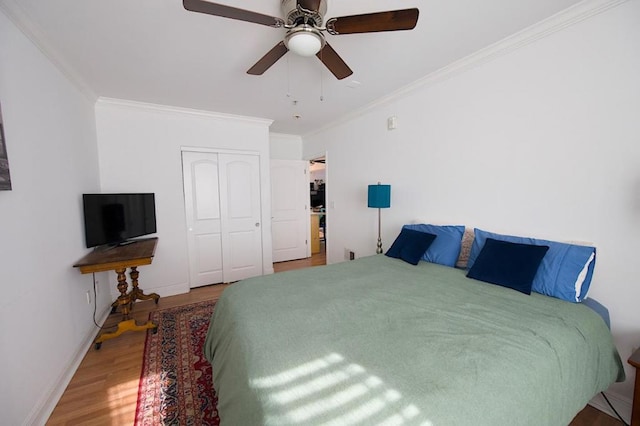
{"left": 135, "top": 300, "right": 220, "bottom": 425}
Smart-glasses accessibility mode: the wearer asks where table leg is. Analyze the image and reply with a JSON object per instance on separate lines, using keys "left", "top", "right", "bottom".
{"left": 114, "top": 267, "right": 132, "bottom": 320}
{"left": 93, "top": 319, "right": 158, "bottom": 350}
{"left": 632, "top": 365, "right": 639, "bottom": 426}
{"left": 93, "top": 266, "right": 158, "bottom": 349}
{"left": 128, "top": 266, "right": 160, "bottom": 306}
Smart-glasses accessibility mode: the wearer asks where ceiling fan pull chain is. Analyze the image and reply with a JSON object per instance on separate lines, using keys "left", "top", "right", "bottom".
{"left": 319, "top": 49, "right": 324, "bottom": 102}
{"left": 286, "top": 56, "right": 291, "bottom": 99}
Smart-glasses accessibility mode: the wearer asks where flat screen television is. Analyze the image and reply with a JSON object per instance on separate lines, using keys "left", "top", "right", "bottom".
{"left": 82, "top": 193, "right": 157, "bottom": 248}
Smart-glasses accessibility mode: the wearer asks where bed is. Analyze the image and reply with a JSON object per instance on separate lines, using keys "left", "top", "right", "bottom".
{"left": 204, "top": 228, "right": 624, "bottom": 425}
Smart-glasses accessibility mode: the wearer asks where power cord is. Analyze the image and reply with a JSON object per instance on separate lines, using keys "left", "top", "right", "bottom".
{"left": 601, "top": 392, "right": 629, "bottom": 426}
{"left": 92, "top": 273, "right": 113, "bottom": 331}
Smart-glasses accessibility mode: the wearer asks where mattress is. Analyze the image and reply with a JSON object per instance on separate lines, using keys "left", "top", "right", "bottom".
{"left": 204, "top": 255, "right": 624, "bottom": 425}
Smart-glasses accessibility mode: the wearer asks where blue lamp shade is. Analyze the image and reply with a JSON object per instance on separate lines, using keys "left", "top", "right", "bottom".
{"left": 368, "top": 184, "right": 391, "bottom": 208}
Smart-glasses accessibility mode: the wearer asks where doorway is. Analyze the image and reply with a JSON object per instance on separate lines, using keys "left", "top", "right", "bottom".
{"left": 271, "top": 159, "right": 309, "bottom": 262}
{"left": 309, "top": 156, "right": 326, "bottom": 258}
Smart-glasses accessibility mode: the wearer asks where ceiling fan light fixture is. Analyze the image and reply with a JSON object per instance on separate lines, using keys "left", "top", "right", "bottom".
{"left": 184, "top": 1, "right": 419, "bottom": 79}
{"left": 284, "top": 25, "right": 324, "bottom": 57}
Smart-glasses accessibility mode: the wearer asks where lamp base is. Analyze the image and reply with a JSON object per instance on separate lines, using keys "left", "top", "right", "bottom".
{"left": 376, "top": 237, "right": 383, "bottom": 254}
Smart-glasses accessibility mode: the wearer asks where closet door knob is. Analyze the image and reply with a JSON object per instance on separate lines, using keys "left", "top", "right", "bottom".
{"left": 255, "top": 222, "right": 260, "bottom": 227}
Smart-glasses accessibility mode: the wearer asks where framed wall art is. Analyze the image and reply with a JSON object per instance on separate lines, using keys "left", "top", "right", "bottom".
{"left": 0, "top": 101, "right": 11, "bottom": 191}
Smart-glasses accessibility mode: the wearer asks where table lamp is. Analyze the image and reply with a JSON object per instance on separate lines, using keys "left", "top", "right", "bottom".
{"left": 368, "top": 182, "right": 391, "bottom": 254}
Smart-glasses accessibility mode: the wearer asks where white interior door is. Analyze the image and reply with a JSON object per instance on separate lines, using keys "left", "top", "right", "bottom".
{"left": 270, "top": 160, "right": 309, "bottom": 262}
{"left": 219, "top": 153, "right": 263, "bottom": 282}
{"left": 182, "top": 151, "right": 223, "bottom": 287}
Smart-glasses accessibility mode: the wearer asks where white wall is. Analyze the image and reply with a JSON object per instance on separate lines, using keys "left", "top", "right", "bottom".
{"left": 304, "top": 0, "right": 640, "bottom": 408}
{"left": 0, "top": 8, "right": 104, "bottom": 425}
{"left": 95, "top": 99, "right": 274, "bottom": 298}
{"left": 270, "top": 132, "right": 303, "bottom": 160}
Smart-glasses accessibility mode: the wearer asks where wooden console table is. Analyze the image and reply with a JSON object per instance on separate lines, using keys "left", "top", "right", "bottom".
{"left": 73, "top": 237, "right": 160, "bottom": 349}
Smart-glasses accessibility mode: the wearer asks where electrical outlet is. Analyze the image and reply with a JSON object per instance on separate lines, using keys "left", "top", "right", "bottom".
{"left": 85, "top": 290, "right": 91, "bottom": 305}
{"left": 349, "top": 251, "right": 355, "bottom": 260}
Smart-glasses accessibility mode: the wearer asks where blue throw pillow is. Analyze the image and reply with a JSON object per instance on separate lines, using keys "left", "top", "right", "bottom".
{"left": 386, "top": 228, "right": 437, "bottom": 265}
{"left": 402, "top": 224, "right": 465, "bottom": 267}
{"left": 468, "top": 228, "right": 596, "bottom": 302}
{"left": 467, "top": 238, "right": 549, "bottom": 295}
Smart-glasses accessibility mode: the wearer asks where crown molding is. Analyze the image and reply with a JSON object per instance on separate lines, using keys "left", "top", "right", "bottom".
{"left": 96, "top": 97, "right": 274, "bottom": 127}
{"left": 0, "top": 0, "right": 97, "bottom": 103}
{"left": 303, "top": 0, "right": 630, "bottom": 138}
{"left": 269, "top": 132, "right": 303, "bottom": 140}
{"left": 1, "top": 0, "right": 628, "bottom": 136}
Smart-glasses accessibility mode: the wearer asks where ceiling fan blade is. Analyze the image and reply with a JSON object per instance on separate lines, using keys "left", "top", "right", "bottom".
{"left": 297, "top": 0, "right": 323, "bottom": 12}
{"left": 316, "top": 43, "right": 353, "bottom": 80}
{"left": 247, "top": 42, "right": 289, "bottom": 75}
{"left": 326, "top": 8, "right": 419, "bottom": 35}
{"left": 183, "top": 0, "right": 284, "bottom": 28}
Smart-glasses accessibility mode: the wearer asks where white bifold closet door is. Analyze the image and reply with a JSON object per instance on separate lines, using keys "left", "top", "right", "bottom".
{"left": 182, "top": 151, "right": 263, "bottom": 287}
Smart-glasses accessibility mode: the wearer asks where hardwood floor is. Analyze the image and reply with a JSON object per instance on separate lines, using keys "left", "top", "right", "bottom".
{"left": 46, "top": 283, "right": 230, "bottom": 425}
{"left": 273, "top": 247, "right": 327, "bottom": 272}
{"left": 47, "top": 246, "right": 622, "bottom": 425}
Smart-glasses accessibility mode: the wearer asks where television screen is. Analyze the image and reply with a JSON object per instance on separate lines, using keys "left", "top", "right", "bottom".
{"left": 83, "top": 193, "right": 157, "bottom": 248}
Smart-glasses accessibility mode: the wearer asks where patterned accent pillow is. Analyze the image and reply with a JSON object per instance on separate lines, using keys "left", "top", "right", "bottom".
{"left": 456, "top": 227, "right": 475, "bottom": 269}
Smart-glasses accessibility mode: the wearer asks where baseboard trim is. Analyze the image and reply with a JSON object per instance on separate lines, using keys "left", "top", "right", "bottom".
{"left": 153, "top": 282, "right": 191, "bottom": 298}
{"left": 24, "top": 305, "right": 111, "bottom": 425}
{"left": 589, "top": 391, "right": 632, "bottom": 424}
{"left": 264, "top": 266, "right": 275, "bottom": 275}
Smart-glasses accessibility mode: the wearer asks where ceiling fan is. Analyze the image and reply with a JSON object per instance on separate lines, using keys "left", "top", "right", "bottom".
{"left": 183, "top": 0, "right": 419, "bottom": 80}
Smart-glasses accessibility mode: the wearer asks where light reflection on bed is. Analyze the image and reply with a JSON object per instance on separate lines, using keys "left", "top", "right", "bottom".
{"left": 251, "top": 352, "right": 429, "bottom": 426}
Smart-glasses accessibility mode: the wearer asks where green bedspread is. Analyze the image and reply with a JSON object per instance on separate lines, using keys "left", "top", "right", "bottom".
{"left": 204, "top": 255, "right": 624, "bottom": 425}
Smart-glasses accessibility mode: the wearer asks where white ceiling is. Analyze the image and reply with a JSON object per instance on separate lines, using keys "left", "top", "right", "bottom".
{"left": 2, "top": 0, "right": 584, "bottom": 134}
